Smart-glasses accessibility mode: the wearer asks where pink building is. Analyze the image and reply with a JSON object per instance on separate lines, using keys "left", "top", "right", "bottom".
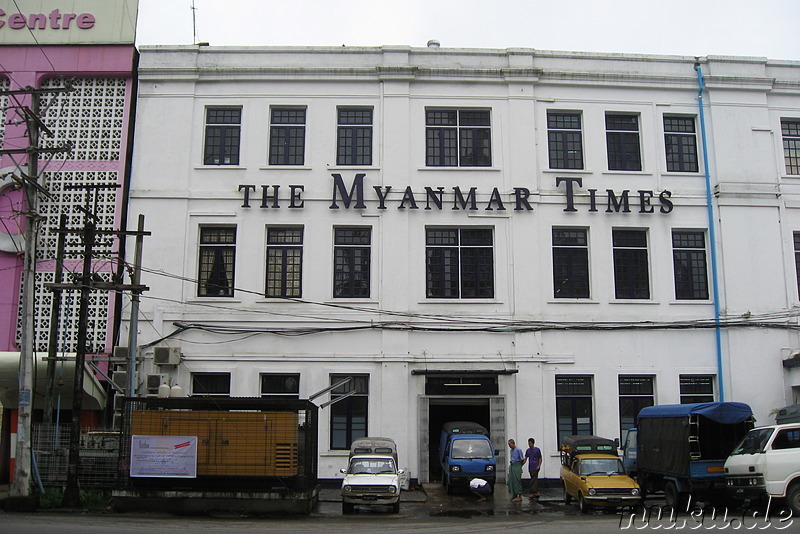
{"left": 0, "top": 0, "right": 138, "bottom": 484}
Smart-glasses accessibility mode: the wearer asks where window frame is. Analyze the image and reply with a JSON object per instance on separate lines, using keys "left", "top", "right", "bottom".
{"left": 552, "top": 227, "right": 590, "bottom": 299}
{"left": 606, "top": 113, "right": 642, "bottom": 171}
{"left": 612, "top": 228, "right": 650, "bottom": 300}
{"left": 191, "top": 372, "right": 231, "bottom": 397}
{"left": 197, "top": 225, "right": 236, "bottom": 298}
{"left": 333, "top": 226, "right": 372, "bottom": 299}
{"left": 794, "top": 232, "right": 800, "bottom": 300}
{"left": 329, "top": 374, "right": 369, "bottom": 450}
{"left": 203, "top": 106, "right": 242, "bottom": 166}
{"left": 782, "top": 118, "right": 800, "bottom": 176}
{"left": 555, "top": 375, "right": 594, "bottom": 447}
{"left": 663, "top": 115, "right": 699, "bottom": 173}
{"left": 618, "top": 375, "right": 655, "bottom": 440}
{"left": 268, "top": 106, "right": 306, "bottom": 166}
{"left": 336, "top": 107, "right": 373, "bottom": 166}
{"left": 265, "top": 226, "right": 303, "bottom": 298}
{"left": 547, "top": 111, "right": 584, "bottom": 170}
{"left": 425, "top": 227, "right": 495, "bottom": 299}
{"left": 425, "top": 108, "right": 492, "bottom": 167}
{"left": 260, "top": 373, "right": 300, "bottom": 399}
{"left": 679, "top": 375, "right": 715, "bottom": 403}
{"left": 672, "top": 230, "right": 709, "bottom": 300}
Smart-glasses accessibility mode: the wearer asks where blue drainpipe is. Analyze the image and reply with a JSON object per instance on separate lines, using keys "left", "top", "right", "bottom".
{"left": 695, "top": 62, "right": 725, "bottom": 401}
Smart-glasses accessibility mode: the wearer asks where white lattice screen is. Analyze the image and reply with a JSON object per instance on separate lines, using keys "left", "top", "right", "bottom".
{"left": 15, "top": 77, "right": 127, "bottom": 353}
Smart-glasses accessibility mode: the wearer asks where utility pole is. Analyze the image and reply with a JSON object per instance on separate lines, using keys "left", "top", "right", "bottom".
{"left": 0, "top": 84, "right": 73, "bottom": 499}
{"left": 43, "top": 213, "right": 67, "bottom": 424}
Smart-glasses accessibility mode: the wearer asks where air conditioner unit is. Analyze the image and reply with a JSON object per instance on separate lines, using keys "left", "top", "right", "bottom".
{"left": 113, "top": 394, "right": 125, "bottom": 412}
{"left": 112, "top": 371, "right": 128, "bottom": 391}
{"left": 153, "top": 346, "right": 181, "bottom": 366}
{"left": 146, "top": 374, "right": 168, "bottom": 391}
{"left": 112, "top": 346, "right": 129, "bottom": 360}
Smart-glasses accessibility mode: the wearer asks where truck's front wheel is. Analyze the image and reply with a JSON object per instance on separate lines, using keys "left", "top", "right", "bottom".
{"left": 787, "top": 482, "right": 800, "bottom": 516}
{"left": 664, "top": 481, "right": 687, "bottom": 510}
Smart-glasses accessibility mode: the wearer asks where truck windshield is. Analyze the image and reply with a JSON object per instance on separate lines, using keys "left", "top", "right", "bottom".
{"left": 452, "top": 438, "right": 494, "bottom": 459}
{"left": 579, "top": 458, "right": 625, "bottom": 475}
{"left": 349, "top": 458, "right": 396, "bottom": 474}
{"left": 730, "top": 428, "right": 774, "bottom": 455}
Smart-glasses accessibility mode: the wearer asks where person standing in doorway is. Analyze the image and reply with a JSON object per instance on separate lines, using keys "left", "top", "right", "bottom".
{"left": 507, "top": 438, "right": 524, "bottom": 501}
{"left": 523, "top": 437, "right": 543, "bottom": 499}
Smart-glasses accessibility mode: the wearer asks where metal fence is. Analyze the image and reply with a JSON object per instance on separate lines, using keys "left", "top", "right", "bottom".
{"left": 32, "top": 424, "right": 120, "bottom": 488}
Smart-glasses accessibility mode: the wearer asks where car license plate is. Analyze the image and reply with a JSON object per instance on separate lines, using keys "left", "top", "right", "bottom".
{"left": 362, "top": 496, "right": 377, "bottom": 501}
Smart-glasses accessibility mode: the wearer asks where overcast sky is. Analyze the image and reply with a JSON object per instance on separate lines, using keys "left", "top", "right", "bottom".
{"left": 135, "top": 0, "right": 800, "bottom": 60}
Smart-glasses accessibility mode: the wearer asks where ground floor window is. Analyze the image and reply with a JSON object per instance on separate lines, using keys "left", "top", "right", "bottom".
{"left": 679, "top": 374, "right": 715, "bottom": 403}
{"left": 555, "top": 375, "right": 593, "bottom": 446}
{"left": 261, "top": 373, "right": 300, "bottom": 399}
{"left": 191, "top": 372, "right": 231, "bottom": 396}
{"left": 618, "top": 375, "right": 654, "bottom": 439}
{"left": 330, "top": 374, "right": 369, "bottom": 450}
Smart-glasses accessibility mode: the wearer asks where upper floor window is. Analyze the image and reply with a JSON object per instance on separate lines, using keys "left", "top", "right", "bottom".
{"left": 425, "top": 109, "right": 492, "bottom": 167}
{"left": 192, "top": 372, "right": 231, "bottom": 397}
{"left": 337, "top": 107, "right": 372, "bottom": 166}
{"left": 203, "top": 107, "right": 241, "bottom": 165}
{"left": 782, "top": 119, "right": 800, "bottom": 175}
{"left": 672, "top": 230, "right": 709, "bottom": 300}
{"left": 552, "top": 228, "right": 590, "bottom": 299}
{"left": 426, "top": 227, "right": 494, "bottom": 299}
{"left": 261, "top": 373, "right": 300, "bottom": 399}
{"left": 547, "top": 111, "right": 583, "bottom": 169}
{"left": 198, "top": 226, "right": 236, "bottom": 297}
{"left": 333, "top": 227, "right": 371, "bottom": 298}
{"left": 606, "top": 113, "right": 642, "bottom": 171}
{"left": 680, "top": 375, "right": 714, "bottom": 403}
{"left": 612, "top": 229, "right": 650, "bottom": 299}
{"left": 266, "top": 226, "right": 303, "bottom": 298}
{"left": 664, "top": 115, "right": 698, "bottom": 173}
{"left": 269, "top": 107, "right": 306, "bottom": 166}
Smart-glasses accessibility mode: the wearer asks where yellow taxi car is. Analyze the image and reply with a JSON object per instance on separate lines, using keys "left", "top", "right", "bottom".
{"left": 560, "top": 435, "right": 642, "bottom": 513}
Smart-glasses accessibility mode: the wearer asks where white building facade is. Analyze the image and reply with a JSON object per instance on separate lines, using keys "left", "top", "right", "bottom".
{"left": 125, "top": 45, "right": 800, "bottom": 483}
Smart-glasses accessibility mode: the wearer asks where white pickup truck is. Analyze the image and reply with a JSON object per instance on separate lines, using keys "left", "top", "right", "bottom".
{"left": 724, "top": 423, "right": 800, "bottom": 515}
{"left": 340, "top": 437, "right": 404, "bottom": 514}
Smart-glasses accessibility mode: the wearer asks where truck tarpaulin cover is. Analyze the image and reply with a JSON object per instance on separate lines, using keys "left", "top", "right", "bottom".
{"left": 636, "top": 402, "right": 753, "bottom": 477}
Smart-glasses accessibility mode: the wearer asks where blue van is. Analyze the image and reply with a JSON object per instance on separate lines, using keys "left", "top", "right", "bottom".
{"left": 439, "top": 421, "right": 497, "bottom": 494}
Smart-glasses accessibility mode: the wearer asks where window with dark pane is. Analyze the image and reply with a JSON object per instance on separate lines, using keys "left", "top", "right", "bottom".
{"left": 664, "top": 116, "right": 698, "bottom": 172}
{"left": 333, "top": 227, "right": 371, "bottom": 298}
{"left": 795, "top": 232, "right": 800, "bottom": 300}
{"left": 266, "top": 226, "right": 303, "bottom": 298}
{"left": 547, "top": 112, "right": 583, "bottom": 169}
{"left": 330, "top": 374, "right": 369, "bottom": 449}
{"left": 426, "top": 227, "right": 493, "bottom": 298}
{"left": 261, "top": 373, "right": 300, "bottom": 399}
{"left": 672, "top": 230, "right": 709, "bottom": 300}
{"left": 198, "top": 226, "right": 236, "bottom": 297}
{"left": 203, "top": 107, "right": 241, "bottom": 165}
{"left": 618, "top": 376, "right": 654, "bottom": 439}
{"left": 337, "top": 107, "right": 372, "bottom": 166}
{"left": 606, "top": 113, "right": 642, "bottom": 171}
{"left": 555, "top": 375, "right": 593, "bottom": 447}
{"left": 426, "top": 109, "right": 491, "bottom": 167}
{"left": 612, "top": 229, "right": 650, "bottom": 299}
{"left": 192, "top": 373, "right": 231, "bottom": 396}
{"left": 269, "top": 107, "right": 306, "bottom": 165}
{"left": 552, "top": 228, "right": 590, "bottom": 299}
{"left": 680, "top": 375, "right": 714, "bottom": 403}
{"left": 782, "top": 119, "right": 800, "bottom": 175}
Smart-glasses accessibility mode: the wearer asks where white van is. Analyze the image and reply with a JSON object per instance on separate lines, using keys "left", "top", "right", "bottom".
{"left": 724, "top": 423, "right": 800, "bottom": 514}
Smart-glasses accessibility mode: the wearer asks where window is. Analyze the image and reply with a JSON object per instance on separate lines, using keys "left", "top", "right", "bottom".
{"left": 664, "top": 116, "right": 699, "bottom": 172}
{"left": 266, "top": 226, "right": 303, "bottom": 297}
{"left": 333, "top": 227, "right": 371, "bottom": 298}
{"left": 330, "top": 374, "right": 369, "bottom": 450}
{"left": 618, "top": 376, "right": 654, "bottom": 439}
{"left": 612, "top": 229, "right": 650, "bottom": 299}
{"left": 261, "top": 374, "right": 300, "bottom": 399}
{"left": 425, "top": 109, "right": 492, "bottom": 167}
{"left": 606, "top": 113, "right": 642, "bottom": 171}
{"left": 783, "top": 119, "right": 800, "bottom": 175}
{"left": 337, "top": 107, "right": 372, "bottom": 166}
{"left": 192, "top": 373, "right": 231, "bottom": 396}
{"left": 269, "top": 107, "right": 306, "bottom": 165}
{"left": 198, "top": 226, "right": 236, "bottom": 297}
{"left": 771, "top": 428, "right": 800, "bottom": 450}
{"left": 552, "top": 228, "right": 590, "bottom": 298}
{"left": 547, "top": 112, "right": 583, "bottom": 169}
{"left": 680, "top": 375, "right": 715, "bottom": 403}
{"left": 426, "top": 228, "right": 494, "bottom": 299}
{"left": 672, "top": 230, "right": 709, "bottom": 300}
{"left": 203, "top": 107, "right": 241, "bottom": 165}
{"left": 556, "top": 375, "right": 593, "bottom": 446}
{"left": 795, "top": 232, "right": 800, "bottom": 299}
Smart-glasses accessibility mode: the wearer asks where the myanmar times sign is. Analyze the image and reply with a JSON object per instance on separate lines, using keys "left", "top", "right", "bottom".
{"left": 0, "top": 0, "right": 138, "bottom": 45}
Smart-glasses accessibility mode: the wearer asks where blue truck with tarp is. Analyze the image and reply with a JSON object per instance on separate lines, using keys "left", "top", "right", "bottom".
{"left": 621, "top": 402, "right": 754, "bottom": 508}
{"left": 439, "top": 421, "right": 498, "bottom": 494}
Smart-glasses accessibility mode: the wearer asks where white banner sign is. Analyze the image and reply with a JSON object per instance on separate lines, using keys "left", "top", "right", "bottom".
{"left": 130, "top": 435, "right": 198, "bottom": 478}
